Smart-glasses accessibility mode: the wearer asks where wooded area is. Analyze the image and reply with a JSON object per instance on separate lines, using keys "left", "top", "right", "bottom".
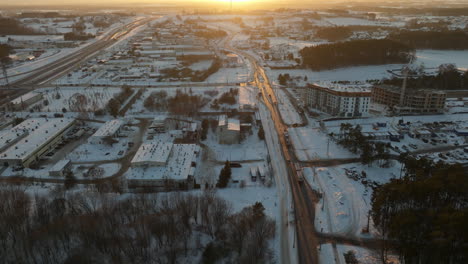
{"left": 388, "top": 30, "right": 468, "bottom": 50}
{"left": 0, "top": 17, "right": 42, "bottom": 35}
{"left": 381, "top": 64, "right": 468, "bottom": 90}
{"left": 371, "top": 157, "right": 468, "bottom": 263}
{"left": 0, "top": 188, "right": 276, "bottom": 263}
{"left": 300, "top": 39, "right": 414, "bottom": 70}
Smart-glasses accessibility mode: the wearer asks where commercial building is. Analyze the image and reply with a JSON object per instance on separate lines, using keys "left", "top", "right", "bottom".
{"left": 131, "top": 141, "right": 174, "bottom": 167}
{"left": 90, "top": 120, "right": 124, "bottom": 144}
{"left": 0, "top": 118, "right": 75, "bottom": 168}
{"left": 127, "top": 144, "right": 201, "bottom": 189}
{"left": 217, "top": 115, "right": 240, "bottom": 144}
{"left": 304, "top": 84, "right": 371, "bottom": 117}
{"left": 9, "top": 92, "right": 43, "bottom": 111}
{"left": 372, "top": 85, "right": 446, "bottom": 114}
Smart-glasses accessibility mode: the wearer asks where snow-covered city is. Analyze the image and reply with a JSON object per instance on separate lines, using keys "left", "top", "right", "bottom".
{"left": 0, "top": 0, "right": 467, "bottom": 263}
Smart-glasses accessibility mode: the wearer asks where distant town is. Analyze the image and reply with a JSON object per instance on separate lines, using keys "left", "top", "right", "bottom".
{"left": 0, "top": 2, "right": 467, "bottom": 264}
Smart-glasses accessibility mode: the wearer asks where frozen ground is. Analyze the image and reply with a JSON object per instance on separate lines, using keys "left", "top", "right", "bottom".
{"left": 416, "top": 50, "right": 468, "bottom": 70}
{"left": 266, "top": 49, "right": 468, "bottom": 86}
{"left": 205, "top": 67, "right": 250, "bottom": 84}
{"left": 203, "top": 128, "right": 267, "bottom": 162}
{"left": 67, "top": 137, "right": 131, "bottom": 163}
{"left": 304, "top": 162, "right": 401, "bottom": 238}
{"left": 37, "top": 86, "right": 120, "bottom": 112}
{"left": 288, "top": 126, "right": 357, "bottom": 161}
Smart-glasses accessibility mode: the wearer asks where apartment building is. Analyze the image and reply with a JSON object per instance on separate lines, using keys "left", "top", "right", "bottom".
{"left": 372, "top": 85, "right": 446, "bottom": 114}
{"left": 304, "top": 84, "right": 371, "bottom": 117}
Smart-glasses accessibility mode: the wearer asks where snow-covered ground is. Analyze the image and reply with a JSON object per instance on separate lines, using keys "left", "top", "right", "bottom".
{"left": 205, "top": 67, "right": 250, "bottom": 84}
{"left": 289, "top": 126, "right": 357, "bottom": 161}
{"left": 266, "top": 49, "right": 468, "bottom": 87}
{"left": 203, "top": 128, "right": 267, "bottom": 162}
{"left": 306, "top": 163, "right": 401, "bottom": 238}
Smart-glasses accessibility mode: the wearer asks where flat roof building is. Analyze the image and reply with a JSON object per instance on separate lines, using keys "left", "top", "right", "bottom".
{"left": 131, "top": 141, "right": 174, "bottom": 167}
{"left": 0, "top": 118, "right": 75, "bottom": 168}
{"left": 127, "top": 144, "right": 201, "bottom": 190}
{"left": 372, "top": 85, "right": 446, "bottom": 114}
{"left": 304, "top": 83, "right": 371, "bottom": 117}
{"left": 90, "top": 120, "right": 123, "bottom": 144}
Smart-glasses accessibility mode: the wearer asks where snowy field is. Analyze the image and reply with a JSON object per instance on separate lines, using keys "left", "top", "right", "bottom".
{"left": 36, "top": 86, "right": 120, "bottom": 112}
{"left": 305, "top": 162, "right": 401, "bottom": 237}
{"left": 416, "top": 50, "right": 468, "bottom": 70}
{"left": 205, "top": 67, "right": 251, "bottom": 84}
{"left": 266, "top": 49, "right": 468, "bottom": 86}
{"left": 288, "top": 127, "right": 357, "bottom": 161}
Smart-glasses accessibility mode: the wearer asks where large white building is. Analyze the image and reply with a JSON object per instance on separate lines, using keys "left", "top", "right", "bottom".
{"left": 0, "top": 118, "right": 75, "bottom": 168}
{"left": 304, "top": 83, "right": 371, "bottom": 117}
{"left": 127, "top": 143, "right": 201, "bottom": 189}
{"left": 90, "top": 119, "right": 124, "bottom": 144}
{"left": 131, "top": 141, "right": 174, "bottom": 167}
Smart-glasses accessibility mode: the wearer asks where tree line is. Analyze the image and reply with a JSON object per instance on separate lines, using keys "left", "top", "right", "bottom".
{"left": 300, "top": 39, "right": 414, "bottom": 70}
{"left": 381, "top": 63, "right": 468, "bottom": 90}
{"left": 0, "top": 187, "right": 276, "bottom": 263}
{"left": 315, "top": 26, "right": 352, "bottom": 41}
{"left": 64, "top": 32, "right": 95, "bottom": 41}
{"left": 336, "top": 123, "right": 391, "bottom": 167}
{"left": 371, "top": 157, "right": 468, "bottom": 263}
{"left": 0, "top": 17, "right": 43, "bottom": 35}
{"left": 388, "top": 30, "right": 468, "bottom": 50}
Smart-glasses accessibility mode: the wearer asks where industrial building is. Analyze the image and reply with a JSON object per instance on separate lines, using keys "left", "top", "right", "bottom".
{"left": 90, "top": 119, "right": 124, "bottom": 144}
{"left": 9, "top": 92, "right": 43, "bottom": 111}
{"left": 127, "top": 144, "right": 201, "bottom": 189}
{"left": 217, "top": 115, "right": 240, "bottom": 144}
{"left": 304, "top": 83, "right": 371, "bottom": 117}
{"left": 0, "top": 118, "right": 75, "bottom": 168}
{"left": 372, "top": 85, "right": 446, "bottom": 114}
{"left": 131, "top": 141, "right": 174, "bottom": 167}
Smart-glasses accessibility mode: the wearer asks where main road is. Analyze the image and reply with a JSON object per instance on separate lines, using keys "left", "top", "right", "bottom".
{"left": 223, "top": 35, "right": 320, "bottom": 263}
{"left": 0, "top": 17, "right": 155, "bottom": 108}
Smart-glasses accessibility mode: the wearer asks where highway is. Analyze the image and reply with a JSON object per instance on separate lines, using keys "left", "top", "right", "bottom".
{"left": 0, "top": 17, "right": 154, "bottom": 108}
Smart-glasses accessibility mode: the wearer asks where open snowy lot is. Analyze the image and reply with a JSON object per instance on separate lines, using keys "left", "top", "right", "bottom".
{"left": 288, "top": 126, "right": 357, "bottom": 161}
{"left": 304, "top": 162, "right": 401, "bottom": 238}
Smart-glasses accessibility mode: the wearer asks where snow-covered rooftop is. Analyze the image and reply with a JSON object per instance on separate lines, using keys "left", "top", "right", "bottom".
{"left": 128, "top": 144, "right": 200, "bottom": 181}
{"left": 0, "top": 118, "right": 75, "bottom": 162}
{"left": 10, "top": 91, "right": 41, "bottom": 105}
{"left": 49, "top": 159, "right": 71, "bottom": 172}
{"left": 92, "top": 120, "right": 123, "bottom": 138}
{"left": 131, "top": 141, "right": 173, "bottom": 166}
{"left": 227, "top": 119, "right": 240, "bottom": 131}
